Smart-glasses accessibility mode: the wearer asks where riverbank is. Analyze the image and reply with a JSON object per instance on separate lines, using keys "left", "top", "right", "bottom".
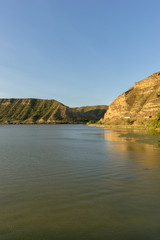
{"left": 87, "top": 123, "right": 146, "bottom": 129}
{"left": 87, "top": 123, "right": 160, "bottom": 132}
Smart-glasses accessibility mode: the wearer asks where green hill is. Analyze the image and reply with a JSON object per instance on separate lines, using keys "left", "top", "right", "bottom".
{"left": 0, "top": 98, "right": 108, "bottom": 124}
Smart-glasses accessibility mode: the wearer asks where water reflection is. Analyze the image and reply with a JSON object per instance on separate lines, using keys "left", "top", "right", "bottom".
{"left": 103, "top": 128, "right": 160, "bottom": 167}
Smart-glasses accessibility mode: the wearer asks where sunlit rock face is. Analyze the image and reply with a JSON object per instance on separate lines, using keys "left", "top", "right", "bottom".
{"left": 102, "top": 72, "right": 160, "bottom": 125}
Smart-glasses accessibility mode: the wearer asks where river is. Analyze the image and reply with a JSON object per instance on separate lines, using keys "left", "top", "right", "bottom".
{"left": 0, "top": 124, "right": 160, "bottom": 240}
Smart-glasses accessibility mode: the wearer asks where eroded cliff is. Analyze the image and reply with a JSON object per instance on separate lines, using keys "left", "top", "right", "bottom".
{"left": 102, "top": 72, "right": 160, "bottom": 125}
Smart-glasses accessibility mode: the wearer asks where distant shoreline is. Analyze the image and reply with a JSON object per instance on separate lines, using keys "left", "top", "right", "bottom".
{"left": 0, "top": 121, "right": 86, "bottom": 125}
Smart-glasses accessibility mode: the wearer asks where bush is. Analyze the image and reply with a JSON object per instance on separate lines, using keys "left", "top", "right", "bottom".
{"left": 126, "top": 118, "right": 131, "bottom": 125}
{"left": 88, "top": 120, "right": 97, "bottom": 124}
{"left": 147, "top": 111, "right": 160, "bottom": 130}
{"left": 157, "top": 111, "right": 160, "bottom": 120}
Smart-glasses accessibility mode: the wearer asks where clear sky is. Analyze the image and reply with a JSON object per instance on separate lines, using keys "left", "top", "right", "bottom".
{"left": 0, "top": 0, "right": 160, "bottom": 107}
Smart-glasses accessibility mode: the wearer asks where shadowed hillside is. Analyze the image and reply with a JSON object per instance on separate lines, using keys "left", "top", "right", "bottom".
{"left": 0, "top": 98, "right": 108, "bottom": 124}
{"left": 73, "top": 105, "right": 108, "bottom": 121}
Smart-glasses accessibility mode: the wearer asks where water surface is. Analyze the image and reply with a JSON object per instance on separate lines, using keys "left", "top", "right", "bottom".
{"left": 0, "top": 125, "right": 160, "bottom": 240}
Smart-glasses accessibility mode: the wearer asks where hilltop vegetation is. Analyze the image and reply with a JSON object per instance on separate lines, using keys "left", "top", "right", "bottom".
{"left": 0, "top": 98, "right": 108, "bottom": 124}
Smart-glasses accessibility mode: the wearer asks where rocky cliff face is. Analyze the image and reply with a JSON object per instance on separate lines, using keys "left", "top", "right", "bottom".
{"left": 0, "top": 98, "right": 108, "bottom": 124}
{"left": 102, "top": 72, "right": 160, "bottom": 125}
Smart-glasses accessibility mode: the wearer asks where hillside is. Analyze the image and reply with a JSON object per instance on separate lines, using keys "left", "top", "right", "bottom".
{"left": 0, "top": 98, "right": 108, "bottom": 124}
{"left": 73, "top": 105, "right": 108, "bottom": 121}
{"left": 101, "top": 72, "right": 160, "bottom": 125}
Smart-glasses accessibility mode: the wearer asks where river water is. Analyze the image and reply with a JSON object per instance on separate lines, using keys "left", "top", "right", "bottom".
{"left": 0, "top": 124, "right": 160, "bottom": 240}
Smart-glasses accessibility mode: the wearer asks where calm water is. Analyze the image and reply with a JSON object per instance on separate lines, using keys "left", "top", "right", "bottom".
{"left": 0, "top": 124, "right": 160, "bottom": 240}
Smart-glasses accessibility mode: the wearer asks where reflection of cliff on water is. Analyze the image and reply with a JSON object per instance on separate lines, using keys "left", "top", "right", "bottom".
{"left": 103, "top": 128, "right": 160, "bottom": 167}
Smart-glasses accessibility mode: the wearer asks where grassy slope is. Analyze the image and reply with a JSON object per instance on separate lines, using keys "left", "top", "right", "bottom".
{"left": 73, "top": 105, "right": 108, "bottom": 121}
{"left": 0, "top": 98, "right": 108, "bottom": 124}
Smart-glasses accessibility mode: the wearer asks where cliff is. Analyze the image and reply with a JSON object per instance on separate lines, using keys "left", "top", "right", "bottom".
{"left": 0, "top": 98, "right": 108, "bottom": 124}
{"left": 102, "top": 72, "right": 160, "bottom": 125}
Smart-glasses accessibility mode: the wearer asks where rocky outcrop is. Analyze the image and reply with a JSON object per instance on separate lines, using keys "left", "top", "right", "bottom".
{"left": 102, "top": 72, "right": 160, "bottom": 125}
{"left": 0, "top": 98, "right": 108, "bottom": 124}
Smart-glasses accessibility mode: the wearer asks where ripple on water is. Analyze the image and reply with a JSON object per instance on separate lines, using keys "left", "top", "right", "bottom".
{"left": 0, "top": 125, "right": 160, "bottom": 240}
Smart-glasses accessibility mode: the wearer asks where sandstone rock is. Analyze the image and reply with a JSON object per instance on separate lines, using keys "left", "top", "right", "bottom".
{"left": 102, "top": 72, "right": 160, "bottom": 125}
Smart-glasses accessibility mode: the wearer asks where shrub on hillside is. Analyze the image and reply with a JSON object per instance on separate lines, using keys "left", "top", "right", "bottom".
{"left": 147, "top": 110, "right": 160, "bottom": 130}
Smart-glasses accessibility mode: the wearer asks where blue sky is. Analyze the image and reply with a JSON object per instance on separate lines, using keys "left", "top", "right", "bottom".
{"left": 0, "top": 0, "right": 160, "bottom": 107}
